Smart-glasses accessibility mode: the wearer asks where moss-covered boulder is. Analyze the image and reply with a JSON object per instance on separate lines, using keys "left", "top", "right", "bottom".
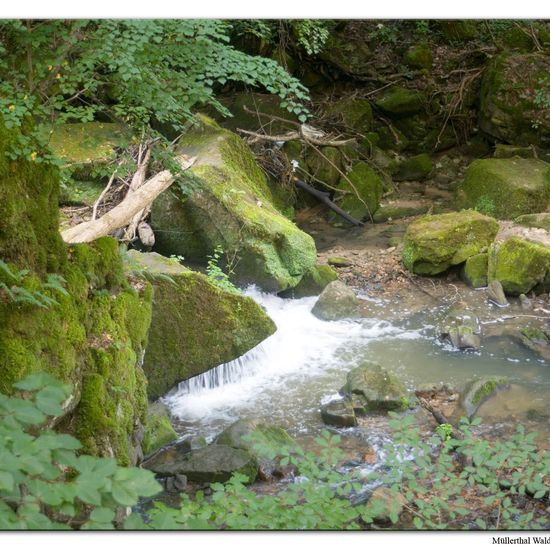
{"left": 462, "top": 253, "right": 489, "bottom": 288}
{"left": 515, "top": 213, "right": 550, "bottom": 231}
{"left": 343, "top": 362, "right": 411, "bottom": 412}
{"left": 373, "top": 201, "right": 430, "bottom": 223}
{"left": 320, "top": 399, "right": 357, "bottom": 427}
{"left": 325, "top": 97, "right": 373, "bottom": 131}
{"left": 279, "top": 264, "right": 338, "bottom": 298}
{"left": 479, "top": 53, "right": 550, "bottom": 147}
{"left": 46, "top": 122, "right": 133, "bottom": 178}
{"left": 125, "top": 250, "right": 276, "bottom": 400}
{"left": 456, "top": 158, "right": 550, "bottom": 219}
{"left": 311, "top": 281, "right": 361, "bottom": 321}
{"left": 332, "top": 162, "right": 384, "bottom": 222}
{"left": 375, "top": 86, "right": 426, "bottom": 118}
{"left": 142, "top": 402, "right": 178, "bottom": 457}
{"left": 403, "top": 210, "right": 499, "bottom": 275}
{"left": 150, "top": 117, "right": 317, "bottom": 292}
{"left": 392, "top": 153, "right": 433, "bottom": 181}
{"left": 488, "top": 237, "right": 550, "bottom": 295}
{"left": 404, "top": 43, "right": 433, "bottom": 70}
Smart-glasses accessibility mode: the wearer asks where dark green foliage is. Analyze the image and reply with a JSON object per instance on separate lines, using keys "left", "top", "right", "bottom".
{"left": 0, "top": 374, "right": 161, "bottom": 529}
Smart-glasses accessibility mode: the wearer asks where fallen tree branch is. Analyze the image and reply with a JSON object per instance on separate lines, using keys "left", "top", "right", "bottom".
{"left": 91, "top": 168, "right": 118, "bottom": 221}
{"left": 61, "top": 155, "right": 196, "bottom": 244}
{"left": 237, "top": 127, "right": 354, "bottom": 148}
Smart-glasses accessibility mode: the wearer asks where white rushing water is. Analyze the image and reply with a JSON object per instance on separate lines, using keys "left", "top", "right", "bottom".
{"left": 163, "top": 287, "right": 424, "bottom": 439}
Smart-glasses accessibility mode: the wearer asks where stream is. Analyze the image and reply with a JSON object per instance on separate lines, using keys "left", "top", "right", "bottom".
{"left": 163, "top": 287, "right": 550, "bottom": 447}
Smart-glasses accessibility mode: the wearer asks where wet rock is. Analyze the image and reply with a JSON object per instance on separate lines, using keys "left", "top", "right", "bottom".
{"left": 214, "top": 418, "right": 295, "bottom": 454}
{"left": 453, "top": 377, "right": 510, "bottom": 421}
{"left": 440, "top": 310, "right": 481, "bottom": 350}
{"left": 519, "top": 294, "right": 533, "bottom": 310}
{"left": 479, "top": 53, "right": 550, "bottom": 148}
{"left": 311, "top": 281, "right": 361, "bottom": 321}
{"left": 279, "top": 264, "right": 338, "bottom": 299}
{"left": 164, "top": 474, "right": 188, "bottom": 493}
{"left": 462, "top": 253, "right": 489, "bottom": 288}
{"left": 320, "top": 399, "right": 357, "bottom": 427}
{"left": 343, "top": 361, "right": 411, "bottom": 412}
{"left": 375, "top": 86, "right": 426, "bottom": 118}
{"left": 456, "top": 158, "right": 550, "bottom": 219}
{"left": 402, "top": 210, "right": 499, "bottom": 275}
{"left": 488, "top": 237, "right": 550, "bottom": 295}
{"left": 392, "top": 154, "right": 433, "bottom": 182}
{"left": 519, "top": 326, "right": 550, "bottom": 360}
{"left": 141, "top": 402, "right": 178, "bottom": 457}
{"left": 365, "top": 487, "right": 407, "bottom": 524}
{"left": 177, "top": 435, "right": 208, "bottom": 454}
{"left": 142, "top": 444, "right": 258, "bottom": 483}
{"left": 125, "top": 250, "right": 276, "bottom": 400}
{"left": 331, "top": 162, "right": 384, "bottom": 223}
{"left": 487, "top": 280, "right": 509, "bottom": 307}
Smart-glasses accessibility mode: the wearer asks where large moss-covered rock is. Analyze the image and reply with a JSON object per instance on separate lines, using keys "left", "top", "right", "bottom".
{"left": 488, "top": 237, "right": 550, "bottom": 295}
{"left": 320, "top": 28, "right": 373, "bottom": 77}
{"left": 150, "top": 117, "right": 316, "bottom": 292}
{"left": 0, "top": 118, "right": 152, "bottom": 466}
{"left": 125, "top": 250, "right": 276, "bottom": 400}
{"left": 332, "top": 162, "right": 384, "bottom": 222}
{"left": 479, "top": 53, "right": 550, "bottom": 147}
{"left": 279, "top": 264, "right": 338, "bottom": 298}
{"left": 343, "top": 361, "right": 410, "bottom": 412}
{"left": 456, "top": 158, "right": 550, "bottom": 219}
{"left": 375, "top": 86, "right": 426, "bottom": 118}
{"left": 403, "top": 210, "right": 499, "bottom": 275}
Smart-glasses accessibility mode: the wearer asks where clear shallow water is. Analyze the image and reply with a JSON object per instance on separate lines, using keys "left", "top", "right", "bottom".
{"left": 163, "top": 287, "right": 549, "bottom": 441}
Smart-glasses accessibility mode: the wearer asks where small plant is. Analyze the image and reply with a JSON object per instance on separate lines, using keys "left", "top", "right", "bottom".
{"left": 474, "top": 196, "right": 496, "bottom": 216}
{"left": 0, "top": 373, "right": 161, "bottom": 529}
{"left": 435, "top": 423, "right": 453, "bottom": 441}
{"left": 415, "top": 20, "right": 431, "bottom": 37}
{"left": 0, "top": 261, "right": 69, "bottom": 309}
{"left": 369, "top": 23, "right": 398, "bottom": 45}
{"left": 206, "top": 245, "right": 239, "bottom": 294}
{"left": 169, "top": 254, "right": 185, "bottom": 264}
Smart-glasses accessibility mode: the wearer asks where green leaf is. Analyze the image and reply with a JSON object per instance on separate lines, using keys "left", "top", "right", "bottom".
{"left": 90, "top": 507, "right": 115, "bottom": 524}
{"left": 0, "top": 471, "right": 15, "bottom": 491}
{"left": 475, "top": 518, "right": 487, "bottom": 529}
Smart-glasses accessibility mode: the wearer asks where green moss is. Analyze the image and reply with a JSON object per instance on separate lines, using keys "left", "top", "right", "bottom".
{"left": 488, "top": 237, "right": 550, "bottom": 295}
{"left": 515, "top": 213, "right": 550, "bottom": 231}
{"left": 142, "top": 403, "right": 178, "bottom": 456}
{"left": 471, "top": 377, "right": 508, "bottom": 406}
{"left": 325, "top": 97, "right": 373, "bottom": 131}
{"left": 456, "top": 158, "right": 550, "bottom": 219}
{"left": 375, "top": 86, "right": 426, "bottom": 118}
{"left": 333, "top": 162, "right": 384, "bottom": 222}
{"left": 438, "top": 20, "right": 478, "bottom": 42}
{"left": 403, "top": 210, "right": 499, "bottom": 275}
{"left": 462, "top": 253, "right": 489, "bottom": 288}
{"left": 304, "top": 146, "right": 343, "bottom": 187}
{"left": 392, "top": 153, "right": 433, "bottom": 181}
{"left": 404, "top": 43, "right": 433, "bottom": 70}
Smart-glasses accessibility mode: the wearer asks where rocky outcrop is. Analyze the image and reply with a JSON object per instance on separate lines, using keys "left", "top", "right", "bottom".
{"left": 479, "top": 52, "right": 550, "bottom": 148}
{"left": 488, "top": 237, "right": 550, "bottom": 295}
{"left": 456, "top": 158, "right": 550, "bottom": 219}
{"left": 150, "top": 116, "right": 316, "bottom": 292}
{"left": 402, "top": 210, "right": 499, "bottom": 275}
{"left": 125, "top": 250, "right": 276, "bottom": 400}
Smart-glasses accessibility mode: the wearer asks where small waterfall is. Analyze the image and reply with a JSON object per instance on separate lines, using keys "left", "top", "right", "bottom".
{"left": 174, "top": 344, "right": 268, "bottom": 394}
